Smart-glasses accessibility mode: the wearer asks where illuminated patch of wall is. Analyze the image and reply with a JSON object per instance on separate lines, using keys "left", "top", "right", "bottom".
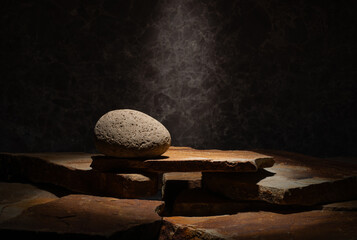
{"left": 135, "top": 0, "right": 223, "bottom": 147}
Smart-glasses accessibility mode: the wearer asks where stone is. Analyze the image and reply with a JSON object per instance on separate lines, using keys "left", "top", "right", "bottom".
{"left": 0, "top": 152, "right": 159, "bottom": 198}
{"left": 323, "top": 200, "right": 357, "bottom": 211}
{"left": 161, "top": 173, "right": 311, "bottom": 216}
{"left": 0, "top": 182, "right": 58, "bottom": 223}
{"left": 203, "top": 150, "right": 357, "bottom": 206}
{"left": 160, "top": 172, "right": 202, "bottom": 216}
{"left": 94, "top": 109, "right": 171, "bottom": 158}
{"left": 162, "top": 172, "right": 202, "bottom": 198}
{"left": 170, "top": 188, "right": 278, "bottom": 216}
{"left": 159, "top": 210, "right": 357, "bottom": 240}
{"left": 91, "top": 146, "right": 275, "bottom": 172}
{"left": 0, "top": 194, "right": 163, "bottom": 239}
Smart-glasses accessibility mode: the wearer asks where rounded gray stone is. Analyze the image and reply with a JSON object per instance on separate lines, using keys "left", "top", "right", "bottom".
{"left": 94, "top": 109, "right": 171, "bottom": 158}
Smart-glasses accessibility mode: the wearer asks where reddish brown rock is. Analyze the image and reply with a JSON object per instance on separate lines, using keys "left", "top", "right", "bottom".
{"left": 159, "top": 210, "right": 357, "bottom": 240}
{"left": 0, "top": 152, "right": 159, "bottom": 198}
{"left": 0, "top": 182, "right": 58, "bottom": 223}
{"left": 160, "top": 172, "right": 278, "bottom": 217}
{"left": 171, "top": 188, "right": 278, "bottom": 216}
{"left": 203, "top": 150, "right": 357, "bottom": 206}
{"left": 323, "top": 200, "right": 357, "bottom": 211}
{"left": 91, "top": 147, "right": 275, "bottom": 172}
{"left": 162, "top": 172, "right": 202, "bottom": 198}
{"left": 0, "top": 194, "right": 163, "bottom": 239}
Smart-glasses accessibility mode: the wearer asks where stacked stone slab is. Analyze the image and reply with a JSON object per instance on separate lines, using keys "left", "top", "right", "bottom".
{"left": 0, "top": 152, "right": 160, "bottom": 199}
{"left": 90, "top": 124, "right": 357, "bottom": 216}
{"left": 1, "top": 109, "right": 357, "bottom": 238}
{"left": 1, "top": 181, "right": 357, "bottom": 239}
{"left": 2, "top": 147, "right": 356, "bottom": 216}
{"left": 158, "top": 149, "right": 357, "bottom": 216}
{"left": 202, "top": 150, "right": 357, "bottom": 206}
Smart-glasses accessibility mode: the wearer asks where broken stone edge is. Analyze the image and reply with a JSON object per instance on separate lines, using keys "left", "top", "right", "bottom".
{"left": 90, "top": 155, "right": 275, "bottom": 173}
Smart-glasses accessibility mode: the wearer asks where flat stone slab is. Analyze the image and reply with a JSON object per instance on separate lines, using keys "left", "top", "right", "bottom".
{"left": 91, "top": 146, "right": 275, "bottom": 172}
{"left": 161, "top": 173, "right": 315, "bottom": 216}
{"left": 323, "top": 200, "right": 357, "bottom": 211}
{"left": 170, "top": 188, "right": 280, "bottom": 216}
{"left": 0, "top": 182, "right": 58, "bottom": 223}
{"left": 203, "top": 150, "right": 357, "bottom": 206}
{"left": 0, "top": 194, "right": 163, "bottom": 239}
{"left": 159, "top": 210, "right": 357, "bottom": 239}
{"left": 0, "top": 152, "right": 159, "bottom": 198}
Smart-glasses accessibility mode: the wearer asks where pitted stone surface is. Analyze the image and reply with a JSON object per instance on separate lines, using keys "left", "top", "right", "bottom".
{"left": 94, "top": 109, "right": 171, "bottom": 158}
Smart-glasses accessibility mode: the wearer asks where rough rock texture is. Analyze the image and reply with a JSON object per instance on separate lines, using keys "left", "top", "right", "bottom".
{"left": 0, "top": 194, "right": 163, "bottom": 239}
{"left": 323, "top": 200, "right": 357, "bottom": 211}
{"left": 91, "top": 146, "right": 275, "bottom": 172}
{"left": 0, "top": 152, "right": 159, "bottom": 198}
{"left": 94, "top": 109, "right": 171, "bottom": 158}
{"left": 159, "top": 211, "right": 357, "bottom": 240}
{"left": 203, "top": 150, "right": 357, "bottom": 206}
{"left": 0, "top": 182, "right": 58, "bottom": 223}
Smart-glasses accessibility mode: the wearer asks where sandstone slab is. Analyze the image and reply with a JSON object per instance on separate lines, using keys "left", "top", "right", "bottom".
{"left": 0, "top": 152, "right": 159, "bottom": 198}
{"left": 161, "top": 173, "right": 313, "bottom": 216}
{"left": 0, "top": 182, "right": 58, "bottom": 223}
{"left": 91, "top": 147, "right": 275, "bottom": 172}
{"left": 0, "top": 194, "right": 163, "bottom": 239}
{"left": 203, "top": 150, "right": 357, "bottom": 206}
{"left": 323, "top": 200, "right": 357, "bottom": 211}
{"left": 170, "top": 188, "right": 279, "bottom": 216}
{"left": 159, "top": 210, "right": 357, "bottom": 240}
{"left": 94, "top": 109, "right": 171, "bottom": 158}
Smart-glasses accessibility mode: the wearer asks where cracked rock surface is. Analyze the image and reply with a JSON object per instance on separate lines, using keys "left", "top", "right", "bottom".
{"left": 94, "top": 109, "right": 171, "bottom": 158}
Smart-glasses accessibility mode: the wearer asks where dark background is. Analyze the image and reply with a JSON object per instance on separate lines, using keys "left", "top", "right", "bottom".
{"left": 1, "top": 0, "right": 356, "bottom": 157}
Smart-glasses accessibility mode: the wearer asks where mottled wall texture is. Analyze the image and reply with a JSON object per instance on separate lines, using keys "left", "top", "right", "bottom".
{"left": 1, "top": 0, "right": 356, "bottom": 157}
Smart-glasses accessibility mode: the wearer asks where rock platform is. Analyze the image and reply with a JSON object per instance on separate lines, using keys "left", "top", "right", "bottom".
{"left": 0, "top": 147, "right": 356, "bottom": 239}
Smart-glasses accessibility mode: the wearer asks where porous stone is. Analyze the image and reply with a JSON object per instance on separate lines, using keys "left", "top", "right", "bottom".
{"left": 0, "top": 152, "right": 159, "bottom": 198}
{"left": 0, "top": 194, "right": 163, "bottom": 239}
{"left": 0, "top": 182, "right": 58, "bottom": 223}
{"left": 94, "top": 109, "right": 171, "bottom": 158}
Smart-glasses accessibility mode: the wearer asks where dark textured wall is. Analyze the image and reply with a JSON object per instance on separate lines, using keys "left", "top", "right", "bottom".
{"left": 1, "top": 0, "right": 356, "bottom": 157}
